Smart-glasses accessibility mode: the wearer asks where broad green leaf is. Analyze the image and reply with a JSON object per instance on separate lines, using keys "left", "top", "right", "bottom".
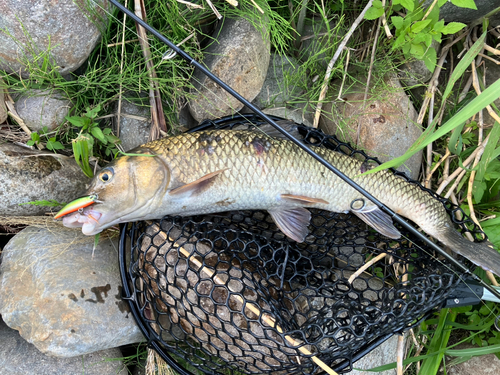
{"left": 483, "top": 225, "right": 500, "bottom": 250}
{"left": 85, "top": 103, "right": 101, "bottom": 119}
{"left": 402, "top": 41, "right": 411, "bottom": 54}
{"left": 411, "top": 19, "right": 432, "bottom": 33}
{"left": 365, "top": 5, "right": 384, "bottom": 20}
{"left": 441, "top": 22, "right": 467, "bottom": 35}
{"left": 46, "top": 139, "right": 64, "bottom": 151}
{"left": 399, "top": 0, "right": 415, "bottom": 11}
{"left": 424, "top": 33, "right": 433, "bottom": 47}
{"left": 392, "top": 32, "right": 407, "bottom": 49}
{"left": 365, "top": 77, "right": 500, "bottom": 175}
{"left": 427, "top": 2, "right": 441, "bottom": 23}
{"left": 410, "top": 42, "right": 425, "bottom": 58}
{"left": 432, "top": 32, "right": 442, "bottom": 43}
{"left": 391, "top": 16, "right": 404, "bottom": 30}
{"left": 408, "top": 8, "right": 424, "bottom": 23}
{"left": 413, "top": 32, "right": 427, "bottom": 44}
{"left": 66, "top": 115, "right": 89, "bottom": 128}
{"left": 451, "top": 0, "right": 478, "bottom": 10}
{"left": 433, "top": 19, "right": 445, "bottom": 33}
{"left": 91, "top": 126, "right": 108, "bottom": 144}
{"left": 422, "top": 47, "right": 437, "bottom": 72}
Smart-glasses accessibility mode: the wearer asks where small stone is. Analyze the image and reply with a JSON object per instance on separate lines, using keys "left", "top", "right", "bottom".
{"left": 188, "top": 15, "right": 271, "bottom": 122}
{"left": 0, "top": 226, "right": 144, "bottom": 357}
{"left": 0, "top": 0, "right": 110, "bottom": 77}
{"left": 319, "top": 75, "right": 423, "bottom": 180}
{"left": 252, "top": 53, "right": 301, "bottom": 108}
{"left": 115, "top": 100, "right": 151, "bottom": 151}
{"left": 0, "top": 143, "right": 89, "bottom": 216}
{"left": 0, "top": 318, "right": 128, "bottom": 375}
{"left": 15, "top": 89, "right": 72, "bottom": 132}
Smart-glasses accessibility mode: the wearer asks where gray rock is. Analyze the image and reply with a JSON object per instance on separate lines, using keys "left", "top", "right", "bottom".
{"left": 319, "top": 75, "right": 423, "bottom": 180}
{"left": 446, "top": 344, "right": 500, "bottom": 374}
{"left": 399, "top": 40, "right": 441, "bottom": 86}
{"left": 0, "top": 226, "right": 144, "bottom": 357}
{"left": 252, "top": 54, "right": 301, "bottom": 108}
{"left": 15, "top": 89, "right": 72, "bottom": 132}
{"left": 0, "top": 143, "right": 89, "bottom": 215}
{"left": 177, "top": 100, "right": 197, "bottom": 129}
{"left": 350, "top": 334, "right": 401, "bottom": 374}
{"left": 0, "top": 0, "right": 109, "bottom": 77}
{"left": 0, "top": 318, "right": 129, "bottom": 375}
{"left": 432, "top": 0, "right": 500, "bottom": 27}
{"left": 258, "top": 104, "right": 314, "bottom": 127}
{"left": 115, "top": 100, "right": 151, "bottom": 151}
{"left": 188, "top": 15, "right": 271, "bottom": 122}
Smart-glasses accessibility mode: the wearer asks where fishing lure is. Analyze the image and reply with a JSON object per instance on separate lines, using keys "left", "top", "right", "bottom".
{"left": 54, "top": 194, "right": 99, "bottom": 219}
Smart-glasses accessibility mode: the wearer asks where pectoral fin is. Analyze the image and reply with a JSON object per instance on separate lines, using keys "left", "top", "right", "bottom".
{"left": 169, "top": 169, "right": 229, "bottom": 197}
{"left": 268, "top": 206, "right": 311, "bottom": 243}
{"left": 280, "top": 194, "right": 329, "bottom": 205}
{"left": 352, "top": 206, "right": 401, "bottom": 239}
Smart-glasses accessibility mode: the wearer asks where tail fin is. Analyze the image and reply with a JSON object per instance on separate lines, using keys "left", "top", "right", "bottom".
{"left": 440, "top": 227, "right": 500, "bottom": 276}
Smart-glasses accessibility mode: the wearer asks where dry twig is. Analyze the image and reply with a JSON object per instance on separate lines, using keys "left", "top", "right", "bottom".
{"left": 348, "top": 252, "right": 387, "bottom": 284}
{"left": 312, "top": 0, "right": 374, "bottom": 128}
{"left": 134, "top": 0, "right": 168, "bottom": 140}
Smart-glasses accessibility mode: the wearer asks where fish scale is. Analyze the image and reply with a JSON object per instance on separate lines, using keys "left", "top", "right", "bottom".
{"left": 58, "top": 129, "right": 500, "bottom": 276}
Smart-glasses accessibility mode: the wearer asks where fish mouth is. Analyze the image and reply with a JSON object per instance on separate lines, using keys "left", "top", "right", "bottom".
{"left": 62, "top": 207, "right": 105, "bottom": 235}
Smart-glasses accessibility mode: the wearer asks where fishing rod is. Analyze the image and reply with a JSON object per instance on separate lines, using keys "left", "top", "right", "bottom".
{"left": 107, "top": 0, "right": 500, "bottom": 302}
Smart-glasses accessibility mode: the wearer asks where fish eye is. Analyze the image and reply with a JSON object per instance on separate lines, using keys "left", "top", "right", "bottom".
{"left": 98, "top": 168, "right": 114, "bottom": 183}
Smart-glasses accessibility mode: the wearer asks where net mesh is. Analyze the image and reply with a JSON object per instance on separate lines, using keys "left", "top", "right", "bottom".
{"left": 119, "top": 114, "right": 484, "bottom": 374}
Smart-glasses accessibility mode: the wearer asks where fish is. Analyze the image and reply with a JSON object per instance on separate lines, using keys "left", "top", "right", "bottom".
{"left": 57, "top": 128, "right": 500, "bottom": 276}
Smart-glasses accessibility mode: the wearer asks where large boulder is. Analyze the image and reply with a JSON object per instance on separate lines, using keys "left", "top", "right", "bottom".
{"left": 0, "top": 143, "right": 89, "bottom": 215}
{"left": 0, "top": 0, "right": 110, "bottom": 77}
{"left": 0, "top": 226, "right": 144, "bottom": 357}
{"left": 0, "top": 318, "right": 128, "bottom": 375}
{"left": 319, "top": 75, "right": 423, "bottom": 180}
{"left": 188, "top": 15, "right": 271, "bottom": 122}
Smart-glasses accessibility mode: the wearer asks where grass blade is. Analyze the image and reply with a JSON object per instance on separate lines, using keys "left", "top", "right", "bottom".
{"left": 366, "top": 77, "right": 500, "bottom": 174}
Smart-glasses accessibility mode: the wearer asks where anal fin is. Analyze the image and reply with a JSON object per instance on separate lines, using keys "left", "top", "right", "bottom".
{"left": 352, "top": 206, "right": 401, "bottom": 239}
{"left": 268, "top": 206, "right": 311, "bottom": 243}
{"left": 169, "top": 168, "right": 229, "bottom": 197}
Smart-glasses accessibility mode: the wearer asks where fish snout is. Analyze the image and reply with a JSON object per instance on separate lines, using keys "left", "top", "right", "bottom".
{"left": 61, "top": 207, "right": 103, "bottom": 235}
